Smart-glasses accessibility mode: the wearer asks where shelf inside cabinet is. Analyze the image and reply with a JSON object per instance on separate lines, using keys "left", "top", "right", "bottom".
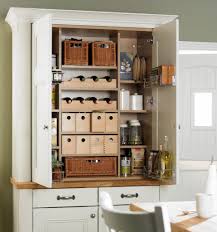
{"left": 62, "top": 110, "right": 118, "bottom": 113}
{"left": 120, "top": 145, "right": 147, "bottom": 149}
{"left": 60, "top": 87, "right": 119, "bottom": 92}
{"left": 120, "top": 80, "right": 144, "bottom": 84}
{"left": 61, "top": 132, "right": 118, "bottom": 135}
{"left": 62, "top": 65, "right": 117, "bottom": 70}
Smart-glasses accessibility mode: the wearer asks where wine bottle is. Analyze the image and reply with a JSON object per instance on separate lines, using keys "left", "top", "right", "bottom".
{"left": 104, "top": 76, "right": 112, "bottom": 82}
{"left": 75, "top": 75, "right": 85, "bottom": 82}
{"left": 90, "top": 75, "right": 99, "bottom": 82}
{"left": 99, "top": 98, "right": 112, "bottom": 104}
{"left": 85, "top": 97, "right": 98, "bottom": 104}
{"left": 72, "top": 97, "right": 85, "bottom": 104}
{"left": 62, "top": 97, "right": 72, "bottom": 103}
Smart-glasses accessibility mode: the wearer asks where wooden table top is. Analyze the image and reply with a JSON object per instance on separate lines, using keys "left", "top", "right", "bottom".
{"left": 130, "top": 201, "right": 215, "bottom": 232}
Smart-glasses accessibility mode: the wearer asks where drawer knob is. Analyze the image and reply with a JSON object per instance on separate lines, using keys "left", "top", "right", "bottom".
{"left": 97, "top": 116, "right": 101, "bottom": 120}
{"left": 90, "top": 213, "right": 96, "bottom": 219}
{"left": 67, "top": 116, "right": 71, "bottom": 120}
{"left": 109, "top": 116, "right": 113, "bottom": 120}
{"left": 81, "top": 116, "right": 85, "bottom": 120}
{"left": 43, "top": 125, "right": 49, "bottom": 130}
{"left": 57, "top": 195, "right": 75, "bottom": 201}
{"left": 67, "top": 138, "right": 72, "bottom": 142}
{"left": 121, "top": 193, "right": 139, "bottom": 199}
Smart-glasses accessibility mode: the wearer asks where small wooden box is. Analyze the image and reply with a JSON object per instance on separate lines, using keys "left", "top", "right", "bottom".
{"left": 105, "top": 113, "right": 118, "bottom": 133}
{"left": 76, "top": 135, "right": 90, "bottom": 154}
{"left": 104, "top": 135, "right": 118, "bottom": 155}
{"left": 91, "top": 113, "right": 105, "bottom": 132}
{"left": 76, "top": 113, "right": 90, "bottom": 132}
{"left": 90, "top": 136, "right": 104, "bottom": 155}
{"left": 65, "top": 156, "right": 117, "bottom": 177}
{"left": 62, "top": 113, "right": 76, "bottom": 132}
{"left": 62, "top": 135, "right": 76, "bottom": 155}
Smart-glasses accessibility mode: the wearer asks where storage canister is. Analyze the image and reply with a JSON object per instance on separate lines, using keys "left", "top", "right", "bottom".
{"left": 120, "top": 124, "right": 128, "bottom": 145}
{"left": 121, "top": 155, "right": 131, "bottom": 177}
{"left": 128, "top": 120, "right": 142, "bottom": 145}
{"left": 130, "top": 93, "right": 143, "bottom": 110}
{"left": 120, "top": 89, "right": 130, "bottom": 110}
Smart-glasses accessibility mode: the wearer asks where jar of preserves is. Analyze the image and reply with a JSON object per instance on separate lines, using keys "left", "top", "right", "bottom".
{"left": 120, "top": 124, "right": 129, "bottom": 145}
{"left": 128, "top": 120, "right": 142, "bottom": 145}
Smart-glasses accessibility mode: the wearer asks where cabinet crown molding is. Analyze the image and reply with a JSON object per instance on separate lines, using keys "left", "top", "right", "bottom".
{"left": 6, "top": 7, "right": 178, "bottom": 30}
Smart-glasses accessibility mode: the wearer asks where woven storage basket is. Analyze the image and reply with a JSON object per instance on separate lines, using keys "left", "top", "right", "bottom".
{"left": 92, "top": 41, "right": 116, "bottom": 66}
{"left": 65, "top": 156, "right": 117, "bottom": 177}
{"left": 63, "top": 40, "right": 88, "bottom": 65}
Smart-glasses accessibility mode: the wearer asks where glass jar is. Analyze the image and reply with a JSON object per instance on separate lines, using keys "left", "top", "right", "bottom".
{"left": 128, "top": 120, "right": 142, "bottom": 145}
{"left": 120, "top": 124, "right": 128, "bottom": 145}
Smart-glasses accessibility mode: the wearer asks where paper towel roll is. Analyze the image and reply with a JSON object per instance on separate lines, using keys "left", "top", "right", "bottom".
{"left": 205, "top": 164, "right": 217, "bottom": 195}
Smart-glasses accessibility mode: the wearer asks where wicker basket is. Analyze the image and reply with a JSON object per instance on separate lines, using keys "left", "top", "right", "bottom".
{"left": 65, "top": 156, "right": 117, "bottom": 177}
{"left": 92, "top": 41, "right": 116, "bottom": 66}
{"left": 63, "top": 40, "right": 88, "bottom": 65}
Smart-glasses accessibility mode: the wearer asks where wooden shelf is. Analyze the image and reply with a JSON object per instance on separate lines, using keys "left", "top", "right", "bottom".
{"left": 61, "top": 132, "right": 118, "bottom": 135}
{"left": 120, "top": 145, "right": 147, "bottom": 149}
{"left": 62, "top": 110, "right": 118, "bottom": 113}
{"left": 62, "top": 65, "right": 117, "bottom": 70}
{"left": 61, "top": 87, "right": 118, "bottom": 91}
{"left": 11, "top": 177, "right": 173, "bottom": 189}
{"left": 120, "top": 80, "right": 144, "bottom": 84}
{"left": 120, "top": 110, "right": 150, "bottom": 114}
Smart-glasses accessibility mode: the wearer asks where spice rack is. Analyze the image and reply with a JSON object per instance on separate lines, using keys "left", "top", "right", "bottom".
{"left": 51, "top": 26, "right": 175, "bottom": 182}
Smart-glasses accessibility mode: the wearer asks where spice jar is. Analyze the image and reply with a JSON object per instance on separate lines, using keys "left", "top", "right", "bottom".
{"left": 128, "top": 120, "right": 142, "bottom": 145}
{"left": 120, "top": 124, "right": 129, "bottom": 145}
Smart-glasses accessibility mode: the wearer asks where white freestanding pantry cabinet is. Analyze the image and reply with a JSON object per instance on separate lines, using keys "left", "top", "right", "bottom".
{"left": 6, "top": 8, "right": 179, "bottom": 232}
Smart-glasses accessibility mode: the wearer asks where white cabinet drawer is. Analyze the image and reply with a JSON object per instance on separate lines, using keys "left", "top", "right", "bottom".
{"left": 99, "top": 186, "right": 159, "bottom": 205}
{"left": 33, "top": 188, "right": 97, "bottom": 208}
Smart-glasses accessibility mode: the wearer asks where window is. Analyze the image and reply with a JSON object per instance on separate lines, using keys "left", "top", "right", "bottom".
{"left": 193, "top": 92, "right": 213, "bottom": 127}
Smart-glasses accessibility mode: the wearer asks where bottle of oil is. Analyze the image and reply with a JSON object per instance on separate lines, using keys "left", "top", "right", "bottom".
{"left": 160, "top": 136, "right": 173, "bottom": 179}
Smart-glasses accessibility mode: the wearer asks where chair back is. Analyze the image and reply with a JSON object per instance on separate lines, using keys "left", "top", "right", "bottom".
{"left": 100, "top": 191, "right": 171, "bottom": 232}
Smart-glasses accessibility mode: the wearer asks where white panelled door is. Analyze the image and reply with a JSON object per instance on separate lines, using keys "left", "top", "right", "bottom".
{"left": 32, "top": 15, "right": 52, "bottom": 187}
{"left": 179, "top": 53, "right": 217, "bottom": 160}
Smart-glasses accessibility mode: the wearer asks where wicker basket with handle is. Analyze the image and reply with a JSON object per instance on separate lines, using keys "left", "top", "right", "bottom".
{"left": 63, "top": 40, "right": 88, "bottom": 65}
{"left": 65, "top": 156, "right": 117, "bottom": 177}
{"left": 92, "top": 41, "right": 116, "bottom": 66}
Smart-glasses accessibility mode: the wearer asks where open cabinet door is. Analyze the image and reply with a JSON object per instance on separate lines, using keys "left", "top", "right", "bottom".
{"left": 152, "top": 19, "right": 179, "bottom": 179}
{"left": 32, "top": 15, "right": 52, "bottom": 187}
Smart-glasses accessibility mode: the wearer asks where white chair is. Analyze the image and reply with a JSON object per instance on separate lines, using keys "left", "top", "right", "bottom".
{"left": 100, "top": 191, "right": 171, "bottom": 232}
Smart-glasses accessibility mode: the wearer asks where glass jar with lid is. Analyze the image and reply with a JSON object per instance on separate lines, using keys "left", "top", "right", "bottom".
{"left": 128, "top": 120, "right": 142, "bottom": 145}
{"left": 120, "top": 123, "right": 129, "bottom": 145}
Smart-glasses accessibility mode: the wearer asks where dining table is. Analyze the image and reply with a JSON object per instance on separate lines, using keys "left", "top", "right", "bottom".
{"left": 130, "top": 201, "right": 217, "bottom": 232}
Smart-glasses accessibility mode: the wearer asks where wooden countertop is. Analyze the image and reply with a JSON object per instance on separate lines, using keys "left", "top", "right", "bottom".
{"left": 11, "top": 176, "right": 175, "bottom": 189}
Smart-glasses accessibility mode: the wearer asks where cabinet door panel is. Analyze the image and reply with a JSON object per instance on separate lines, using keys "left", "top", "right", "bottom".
{"left": 33, "top": 207, "right": 97, "bottom": 232}
{"left": 32, "top": 14, "right": 52, "bottom": 187}
{"left": 152, "top": 19, "right": 178, "bottom": 164}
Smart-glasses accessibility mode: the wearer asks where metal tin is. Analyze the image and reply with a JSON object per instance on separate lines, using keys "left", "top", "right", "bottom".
{"left": 121, "top": 156, "right": 131, "bottom": 177}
